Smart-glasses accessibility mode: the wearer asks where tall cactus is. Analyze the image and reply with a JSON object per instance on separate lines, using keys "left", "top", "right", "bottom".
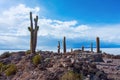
{"left": 28, "top": 12, "right": 39, "bottom": 54}
{"left": 91, "top": 42, "right": 93, "bottom": 52}
{"left": 96, "top": 37, "right": 100, "bottom": 53}
{"left": 57, "top": 41, "right": 60, "bottom": 53}
{"left": 82, "top": 46, "right": 84, "bottom": 52}
{"left": 63, "top": 36, "right": 66, "bottom": 54}
{"left": 71, "top": 48, "right": 73, "bottom": 53}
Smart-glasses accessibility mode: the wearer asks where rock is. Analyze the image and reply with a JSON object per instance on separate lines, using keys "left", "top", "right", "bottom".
{"left": 2, "top": 58, "right": 11, "bottom": 64}
{"left": 44, "top": 58, "right": 51, "bottom": 62}
{"left": 26, "top": 53, "right": 35, "bottom": 60}
{"left": 0, "top": 52, "right": 11, "bottom": 59}
{"left": 0, "top": 50, "right": 109, "bottom": 80}
{"left": 90, "top": 54, "right": 104, "bottom": 62}
{"left": 61, "top": 62, "right": 67, "bottom": 68}
{"left": 93, "top": 75, "right": 101, "bottom": 80}
{"left": 116, "top": 65, "right": 120, "bottom": 70}
{"left": 66, "top": 55, "right": 72, "bottom": 58}
{"left": 61, "top": 62, "right": 72, "bottom": 68}
{"left": 73, "top": 63, "right": 81, "bottom": 73}
{"left": 60, "top": 58, "right": 71, "bottom": 62}
{"left": 70, "top": 58, "right": 75, "bottom": 64}
{"left": 94, "top": 71, "right": 107, "bottom": 80}
{"left": 14, "top": 55, "right": 21, "bottom": 61}
{"left": 37, "top": 64, "right": 47, "bottom": 70}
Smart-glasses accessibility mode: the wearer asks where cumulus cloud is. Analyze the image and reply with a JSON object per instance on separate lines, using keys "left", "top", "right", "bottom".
{"left": 0, "top": 4, "right": 40, "bottom": 49}
{"left": 87, "top": 25, "right": 120, "bottom": 44}
{"left": 0, "top": 4, "right": 91, "bottom": 39}
{"left": 38, "top": 19, "right": 91, "bottom": 38}
{"left": 0, "top": 4, "right": 40, "bottom": 36}
{"left": 0, "top": 4, "right": 120, "bottom": 49}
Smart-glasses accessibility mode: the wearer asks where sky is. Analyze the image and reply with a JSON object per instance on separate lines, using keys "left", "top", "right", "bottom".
{"left": 0, "top": 0, "right": 120, "bottom": 51}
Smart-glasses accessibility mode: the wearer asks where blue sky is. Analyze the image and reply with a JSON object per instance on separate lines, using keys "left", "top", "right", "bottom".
{"left": 40, "top": 0, "right": 120, "bottom": 24}
{"left": 0, "top": 0, "right": 120, "bottom": 51}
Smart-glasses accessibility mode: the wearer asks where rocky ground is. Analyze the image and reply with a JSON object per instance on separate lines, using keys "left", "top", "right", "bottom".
{"left": 96, "top": 58, "right": 120, "bottom": 80}
{"left": 0, "top": 50, "right": 119, "bottom": 80}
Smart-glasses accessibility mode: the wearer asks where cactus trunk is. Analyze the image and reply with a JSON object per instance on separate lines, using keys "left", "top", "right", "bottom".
{"left": 33, "top": 16, "right": 39, "bottom": 53}
{"left": 71, "top": 48, "right": 73, "bottom": 53}
{"left": 29, "top": 12, "right": 34, "bottom": 54}
{"left": 63, "top": 36, "right": 66, "bottom": 54}
{"left": 96, "top": 37, "right": 100, "bottom": 53}
{"left": 57, "top": 41, "right": 60, "bottom": 53}
{"left": 28, "top": 12, "right": 39, "bottom": 54}
{"left": 91, "top": 42, "right": 93, "bottom": 52}
{"left": 82, "top": 46, "right": 84, "bottom": 52}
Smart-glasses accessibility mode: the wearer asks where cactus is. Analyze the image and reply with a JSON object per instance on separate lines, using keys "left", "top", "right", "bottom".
{"left": 28, "top": 12, "right": 39, "bottom": 54}
{"left": 63, "top": 36, "right": 66, "bottom": 54}
{"left": 71, "top": 48, "right": 73, "bottom": 53}
{"left": 82, "top": 46, "right": 84, "bottom": 52}
{"left": 96, "top": 37, "right": 100, "bottom": 53}
{"left": 91, "top": 42, "right": 93, "bottom": 52}
{"left": 57, "top": 41, "right": 60, "bottom": 53}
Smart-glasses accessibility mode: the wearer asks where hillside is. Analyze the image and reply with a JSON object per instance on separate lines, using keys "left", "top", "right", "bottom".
{"left": 0, "top": 50, "right": 111, "bottom": 80}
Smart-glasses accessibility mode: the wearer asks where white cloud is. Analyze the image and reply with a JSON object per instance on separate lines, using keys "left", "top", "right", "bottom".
{"left": 86, "top": 25, "right": 120, "bottom": 44}
{"left": 0, "top": 4, "right": 40, "bottom": 49}
{"left": 0, "top": 3, "right": 90, "bottom": 39}
{"left": 38, "top": 19, "right": 90, "bottom": 38}
{"left": 0, "top": 4, "right": 120, "bottom": 49}
{"left": 0, "top": 4, "right": 40, "bottom": 36}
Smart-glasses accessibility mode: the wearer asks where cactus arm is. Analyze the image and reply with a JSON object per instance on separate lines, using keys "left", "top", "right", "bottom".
{"left": 28, "top": 27, "right": 31, "bottom": 31}
{"left": 30, "top": 12, "right": 33, "bottom": 29}
{"left": 36, "top": 26, "right": 39, "bottom": 31}
{"left": 36, "top": 16, "right": 38, "bottom": 23}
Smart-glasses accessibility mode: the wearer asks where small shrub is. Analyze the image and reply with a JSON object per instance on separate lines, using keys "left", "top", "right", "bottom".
{"left": 61, "top": 71, "right": 82, "bottom": 80}
{"left": 0, "top": 62, "right": 4, "bottom": 72}
{"left": 5, "top": 64, "right": 17, "bottom": 76}
{"left": 25, "top": 50, "right": 31, "bottom": 54}
{"left": 0, "top": 62, "right": 3, "bottom": 68}
{"left": 32, "top": 55, "right": 41, "bottom": 65}
{"left": 0, "top": 62, "right": 7, "bottom": 73}
{"left": 0, "top": 52, "right": 11, "bottom": 58}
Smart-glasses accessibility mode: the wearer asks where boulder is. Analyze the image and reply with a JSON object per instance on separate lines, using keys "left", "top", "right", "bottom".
{"left": 89, "top": 54, "right": 104, "bottom": 62}
{"left": 94, "top": 71, "right": 107, "bottom": 80}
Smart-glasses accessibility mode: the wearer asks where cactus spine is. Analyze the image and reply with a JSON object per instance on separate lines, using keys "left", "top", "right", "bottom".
{"left": 63, "top": 36, "right": 66, "bottom": 54}
{"left": 96, "top": 37, "right": 100, "bottom": 53}
{"left": 57, "top": 41, "right": 60, "bottom": 53}
{"left": 91, "top": 42, "right": 93, "bottom": 52}
{"left": 28, "top": 12, "right": 39, "bottom": 54}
